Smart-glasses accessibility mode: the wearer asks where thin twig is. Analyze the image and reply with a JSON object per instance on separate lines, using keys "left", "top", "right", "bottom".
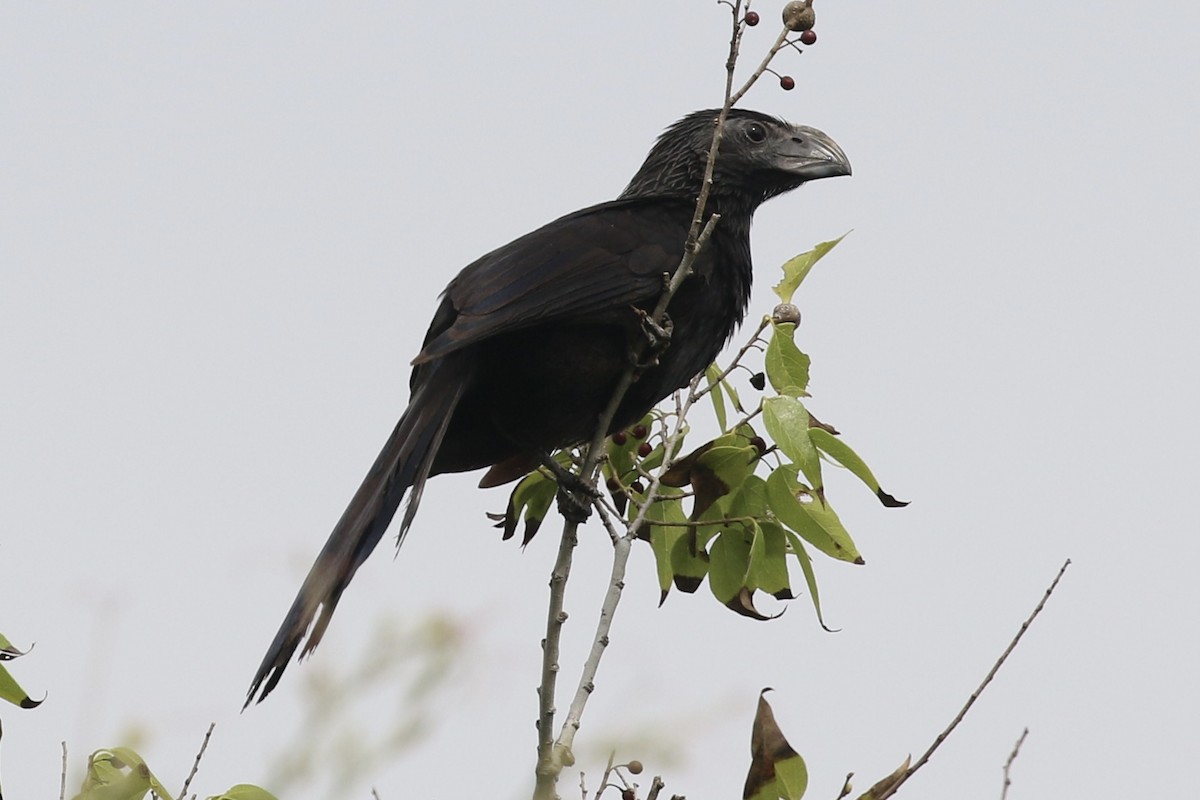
{"left": 592, "top": 501, "right": 625, "bottom": 545}
{"left": 646, "top": 776, "right": 666, "bottom": 800}
{"left": 372, "top": 789, "right": 383, "bottom": 800}
{"left": 1000, "top": 728, "right": 1029, "bottom": 800}
{"left": 177, "top": 722, "right": 215, "bottom": 800}
{"left": 534, "top": 520, "right": 579, "bottom": 796}
{"left": 692, "top": 316, "right": 771, "bottom": 400}
{"left": 728, "top": 29, "right": 792, "bottom": 107}
{"left": 60, "top": 741, "right": 68, "bottom": 800}
{"left": 555, "top": 533, "right": 633, "bottom": 755}
{"left": 875, "top": 560, "right": 1071, "bottom": 800}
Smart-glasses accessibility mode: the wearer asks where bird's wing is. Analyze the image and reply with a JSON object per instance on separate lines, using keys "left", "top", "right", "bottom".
{"left": 413, "top": 198, "right": 692, "bottom": 364}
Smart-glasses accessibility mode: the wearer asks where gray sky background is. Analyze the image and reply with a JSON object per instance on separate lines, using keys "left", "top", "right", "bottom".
{"left": 3, "top": 2, "right": 1198, "bottom": 798}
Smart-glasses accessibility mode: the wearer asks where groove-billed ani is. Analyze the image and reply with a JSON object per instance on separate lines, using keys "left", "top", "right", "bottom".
{"left": 246, "top": 109, "right": 850, "bottom": 704}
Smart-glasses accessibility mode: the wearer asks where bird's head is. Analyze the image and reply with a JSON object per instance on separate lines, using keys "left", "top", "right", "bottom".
{"left": 621, "top": 109, "right": 850, "bottom": 210}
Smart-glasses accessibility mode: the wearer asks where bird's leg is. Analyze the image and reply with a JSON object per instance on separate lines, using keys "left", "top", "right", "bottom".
{"left": 538, "top": 452, "right": 599, "bottom": 524}
{"left": 630, "top": 307, "right": 674, "bottom": 371}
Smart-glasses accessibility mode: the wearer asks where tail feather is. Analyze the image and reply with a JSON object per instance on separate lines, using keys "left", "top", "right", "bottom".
{"left": 245, "top": 359, "right": 468, "bottom": 706}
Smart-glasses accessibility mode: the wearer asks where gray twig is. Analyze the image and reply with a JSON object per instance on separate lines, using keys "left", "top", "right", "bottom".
{"left": 1000, "top": 728, "right": 1030, "bottom": 800}
{"left": 177, "top": 722, "right": 215, "bottom": 800}
{"left": 875, "top": 560, "right": 1071, "bottom": 799}
{"left": 60, "top": 741, "right": 68, "bottom": 800}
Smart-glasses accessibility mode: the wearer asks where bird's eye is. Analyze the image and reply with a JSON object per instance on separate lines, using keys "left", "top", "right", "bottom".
{"left": 746, "top": 123, "right": 767, "bottom": 143}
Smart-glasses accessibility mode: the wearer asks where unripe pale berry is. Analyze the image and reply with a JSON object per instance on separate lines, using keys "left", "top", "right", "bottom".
{"left": 772, "top": 303, "right": 802, "bottom": 325}
{"left": 782, "top": 0, "right": 816, "bottom": 32}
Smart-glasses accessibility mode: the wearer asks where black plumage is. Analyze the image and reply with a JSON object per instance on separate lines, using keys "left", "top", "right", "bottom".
{"left": 246, "top": 109, "right": 850, "bottom": 704}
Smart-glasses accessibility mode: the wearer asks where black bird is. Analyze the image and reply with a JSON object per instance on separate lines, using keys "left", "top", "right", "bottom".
{"left": 246, "top": 109, "right": 850, "bottom": 704}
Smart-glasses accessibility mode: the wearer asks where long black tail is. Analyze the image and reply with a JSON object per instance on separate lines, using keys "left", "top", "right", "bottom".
{"left": 245, "top": 358, "right": 469, "bottom": 706}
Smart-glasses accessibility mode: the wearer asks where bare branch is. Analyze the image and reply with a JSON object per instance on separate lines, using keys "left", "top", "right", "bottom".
{"left": 60, "top": 741, "right": 68, "bottom": 800}
{"left": 875, "top": 559, "right": 1071, "bottom": 799}
{"left": 1000, "top": 728, "right": 1030, "bottom": 800}
{"left": 177, "top": 723, "right": 215, "bottom": 800}
{"left": 693, "top": 315, "right": 771, "bottom": 401}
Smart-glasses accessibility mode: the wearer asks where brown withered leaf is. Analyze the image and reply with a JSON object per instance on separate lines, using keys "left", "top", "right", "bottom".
{"left": 876, "top": 488, "right": 909, "bottom": 508}
{"left": 660, "top": 441, "right": 714, "bottom": 487}
{"left": 725, "top": 587, "right": 782, "bottom": 621}
{"left": 855, "top": 755, "right": 911, "bottom": 800}
{"left": 744, "top": 690, "right": 807, "bottom": 800}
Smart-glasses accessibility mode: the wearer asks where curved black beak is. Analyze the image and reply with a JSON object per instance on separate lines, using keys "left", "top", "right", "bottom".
{"left": 783, "top": 125, "right": 851, "bottom": 181}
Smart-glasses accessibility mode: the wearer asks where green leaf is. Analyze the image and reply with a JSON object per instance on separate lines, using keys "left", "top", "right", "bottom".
{"left": 646, "top": 493, "right": 689, "bottom": 601}
{"left": 499, "top": 470, "right": 557, "bottom": 544}
{"left": 705, "top": 363, "right": 729, "bottom": 432}
{"left": 772, "top": 233, "right": 849, "bottom": 304}
{"left": 765, "top": 322, "right": 811, "bottom": 397}
{"left": 809, "top": 428, "right": 909, "bottom": 508}
{"left": 0, "top": 634, "right": 42, "bottom": 709}
{"left": 698, "top": 444, "right": 758, "bottom": 491}
{"left": 709, "top": 527, "right": 754, "bottom": 604}
{"left": 207, "top": 785, "right": 280, "bottom": 800}
{"left": 752, "top": 521, "right": 793, "bottom": 600}
{"left": 762, "top": 397, "right": 822, "bottom": 494}
{"left": 723, "top": 375, "right": 746, "bottom": 415}
{"left": 74, "top": 747, "right": 174, "bottom": 800}
{"left": 783, "top": 530, "right": 830, "bottom": 628}
{"left": 766, "top": 467, "right": 862, "bottom": 565}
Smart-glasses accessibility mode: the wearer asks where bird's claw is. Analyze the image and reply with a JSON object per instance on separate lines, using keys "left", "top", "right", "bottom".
{"left": 631, "top": 308, "right": 673, "bottom": 370}
{"left": 635, "top": 308, "right": 673, "bottom": 350}
{"left": 539, "top": 453, "right": 599, "bottom": 524}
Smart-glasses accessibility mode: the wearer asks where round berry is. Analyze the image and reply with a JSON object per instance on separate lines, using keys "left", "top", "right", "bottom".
{"left": 772, "top": 303, "right": 802, "bottom": 325}
{"left": 606, "top": 477, "right": 621, "bottom": 492}
{"left": 630, "top": 480, "right": 646, "bottom": 494}
{"left": 627, "top": 760, "right": 644, "bottom": 775}
{"left": 750, "top": 436, "right": 767, "bottom": 454}
{"left": 612, "top": 431, "right": 628, "bottom": 446}
{"left": 780, "top": 75, "right": 795, "bottom": 91}
{"left": 622, "top": 790, "right": 635, "bottom": 800}
{"left": 800, "top": 29, "right": 817, "bottom": 45}
{"left": 744, "top": 11, "right": 760, "bottom": 26}
{"left": 637, "top": 442, "right": 653, "bottom": 458}
{"left": 749, "top": 372, "right": 766, "bottom": 390}
{"left": 632, "top": 424, "right": 648, "bottom": 439}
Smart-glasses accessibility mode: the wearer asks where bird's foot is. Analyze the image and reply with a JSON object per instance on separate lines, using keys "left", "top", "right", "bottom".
{"left": 631, "top": 308, "right": 673, "bottom": 370}
{"left": 539, "top": 453, "right": 599, "bottom": 524}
